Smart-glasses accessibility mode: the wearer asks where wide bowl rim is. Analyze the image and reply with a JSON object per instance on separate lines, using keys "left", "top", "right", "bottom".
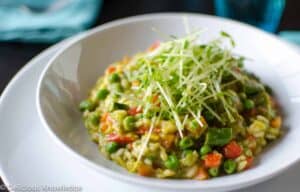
{"left": 36, "top": 12, "right": 300, "bottom": 190}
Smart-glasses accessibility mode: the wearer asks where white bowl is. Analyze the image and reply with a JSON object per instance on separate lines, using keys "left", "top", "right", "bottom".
{"left": 37, "top": 13, "right": 300, "bottom": 192}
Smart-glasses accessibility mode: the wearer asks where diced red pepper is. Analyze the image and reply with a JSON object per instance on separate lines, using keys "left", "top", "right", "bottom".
{"left": 148, "top": 41, "right": 160, "bottom": 52}
{"left": 232, "top": 67, "right": 241, "bottom": 73}
{"left": 127, "top": 107, "right": 142, "bottom": 116}
{"left": 223, "top": 141, "right": 243, "bottom": 159}
{"left": 244, "top": 108, "right": 257, "bottom": 117}
{"left": 245, "top": 156, "right": 254, "bottom": 169}
{"left": 204, "top": 152, "right": 222, "bottom": 168}
{"left": 106, "top": 133, "right": 134, "bottom": 144}
{"left": 194, "top": 166, "right": 209, "bottom": 180}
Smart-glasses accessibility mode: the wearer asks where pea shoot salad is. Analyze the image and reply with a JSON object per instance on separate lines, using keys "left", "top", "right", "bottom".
{"left": 79, "top": 31, "right": 282, "bottom": 179}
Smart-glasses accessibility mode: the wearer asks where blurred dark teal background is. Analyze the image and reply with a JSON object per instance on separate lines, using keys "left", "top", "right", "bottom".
{"left": 0, "top": 0, "right": 103, "bottom": 42}
{"left": 0, "top": 0, "right": 297, "bottom": 42}
{"left": 214, "top": 0, "right": 285, "bottom": 32}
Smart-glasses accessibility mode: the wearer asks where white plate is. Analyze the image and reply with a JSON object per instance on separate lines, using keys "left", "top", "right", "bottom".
{"left": 37, "top": 13, "right": 300, "bottom": 192}
{"left": 0, "top": 26, "right": 300, "bottom": 192}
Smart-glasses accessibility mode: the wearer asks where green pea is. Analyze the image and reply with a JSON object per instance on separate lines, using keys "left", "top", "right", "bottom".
{"left": 223, "top": 159, "right": 237, "bottom": 174}
{"left": 223, "top": 71, "right": 233, "bottom": 81}
{"left": 88, "top": 113, "right": 99, "bottom": 126}
{"left": 184, "top": 40, "right": 189, "bottom": 49}
{"left": 238, "top": 93, "right": 247, "bottom": 100}
{"left": 109, "top": 73, "right": 121, "bottom": 83}
{"left": 111, "top": 102, "right": 129, "bottom": 111}
{"left": 208, "top": 167, "right": 219, "bottom": 177}
{"left": 244, "top": 81, "right": 263, "bottom": 95}
{"left": 105, "top": 142, "right": 119, "bottom": 154}
{"left": 123, "top": 116, "right": 136, "bottom": 131}
{"left": 265, "top": 85, "right": 273, "bottom": 94}
{"left": 237, "top": 58, "right": 244, "bottom": 68}
{"left": 164, "top": 155, "right": 179, "bottom": 170}
{"left": 112, "top": 83, "right": 123, "bottom": 93}
{"left": 79, "top": 100, "right": 94, "bottom": 111}
{"left": 183, "top": 150, "right": 193, "bottom": 156}
{"left": 181, "top": 150, "right": 198, "bottom": 167}
{"left": 179, "top": 137, "right": 194, "bottom": 150}
{"left": 96, "top": 89, "right": 109, "bottom": 100}
{"left": 189, "top": 119, "right": 199, "bottom": 129}
{"left": 121, "top": 79, "right": 130, "bottom": 89}
{"left": 203, "top": 110, "right": 214, "bottom": 121}
{"left": 200, "top": 145, "right": 212, "bottom": 156}
{"left": 144, "top": 109, "right": 157, "bottom": 119}
{"left": 243, "top": 99, "right": 255, "bottom": 110}
{"left": 135, "top": 113, "right": 144, "bottom": 119}
{"left": 161, "top": 111, "right": 171, "bottom": 120}
{"left": 256, "top": 95, "right": 267, "bottom": 105}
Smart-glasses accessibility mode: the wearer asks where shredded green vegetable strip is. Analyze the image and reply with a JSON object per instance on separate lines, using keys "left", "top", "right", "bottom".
{"left": 126, "top": 31, "right": 242, "bottom": 128}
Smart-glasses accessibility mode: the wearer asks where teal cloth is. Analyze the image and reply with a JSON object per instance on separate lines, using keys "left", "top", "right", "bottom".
{"left": 0, "top": 0, "right": 103, "bottom": 42}
{"left": 279, "top": 31, "right": 300, "bottom": 46}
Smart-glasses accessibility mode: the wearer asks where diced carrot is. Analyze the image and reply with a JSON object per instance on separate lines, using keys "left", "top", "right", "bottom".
{"left": 100, "top": 113, "right": 111, "bottom": 132}
{"left": 271, "top": 96, "right": 279, "bottom": 108}
{"left": 271, "top": 116, "right": 282, "bottom": 128}
{"left": 127, "top": 143, "right": 133, "bottom": 150}
{"left": 148, "top": 41, "right": 160, "bottom": 52}
{"left": 100, "top": 123, "right": 108, "bottom": 132}
{"left": 223, "top": 141, "right": 243, "bottom": 159}
{"left": 233, "top": 67, "right": 241, "bottom": 73}
{"left": 137, "top": 126, "right": 160, "bottom": 135}
{"left": 127, "top": 107, "right": 142, "bottom": 116}
{"left": 204, "top": 152, "right": 222, "bottom": 168}
{"left": 152, "top": 94, "right": 159, "bottom": 103}
{"left": 247, "top": 134, "right": 256, "bottom": 141}
{"left": 248, "top": 108, "right": 257, "bottom": 116}
{"left": 137, "top": 125, "right": 149, "bottom": 135}
{"left": 131, "top": 80, "right": 140, "bottom": 87}
{"left": 161, "top": 134, "right": 175, "bottom": 149}
{"left": 200, "top": 116, "right": 207, "bottom": 127}
{"left": 194, "top": 166, "right": 209, "bottom": 180}
{"left": 106, "top": 133, "right": 134, "bottom": 144}
{"left": 106, "top": 66, "right": 116, "bottom": 74}
{"left": 137, "top": 164, "right": 154, "bottom": 177}
{"left": 121, "top": 56, "right": 130, "bottom": 65}
{"left": 153, "top": 127, "right": 161, "bottom": 133}
{"left": 101, "top": 112, "right": 109, "bottom": 123}
{"left": 245, "top": 156, "right": 254, "bottom": 169}
{"left": 246, "top": 135, "right": 257, "bottom": 151}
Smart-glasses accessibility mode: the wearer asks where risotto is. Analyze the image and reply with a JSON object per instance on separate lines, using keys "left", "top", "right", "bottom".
{"left": 79, "top": 32, "right": 282, "bottom": 179}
